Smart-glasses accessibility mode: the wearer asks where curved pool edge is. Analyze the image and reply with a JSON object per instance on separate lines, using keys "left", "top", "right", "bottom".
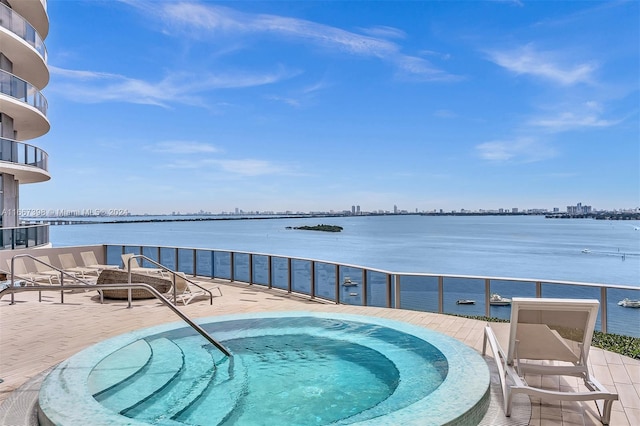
{"left": 38, "top": 311, "right": 491, "bottom": 426}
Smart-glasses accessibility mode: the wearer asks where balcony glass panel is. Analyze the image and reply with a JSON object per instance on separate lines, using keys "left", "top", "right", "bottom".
{"left": 443, "top": 277, "right": 485, "bottom": 317}
{"left": 366, "top": 271, "right": 390, "bottom": 308}
{"left": 607, "top": 287, "right": 640, "bottom": 336}
{"left": 487, "top": 279, "right": 536, "bottom": 319}
{"left": 177, "top": 248, "right": 194, "bottom": 275}
{"left": 314, "top": 262, "right": 336, "bottom": 301}
{"left": 233, "top": 253, "right": 250, "bottom": 283}
{"left": 271, "top": 256, "right": 288, "bottom": 290}
{"left": 157, "top": 248, "right": 175, "bottom": 270}
{"left": 195, "top": 250, "right": 213, "bottom": 277}
{"left": 0, "top": 70, "right": 48, "bottom": 116}
{"left": 213, "top": 251, "right": 231, "bottom": 280}
{"left": 542, "top": 282, "right": 602, "bottom": 331}
{"left": 0, "top": 138, "right": 48, "bottom": 172}
{"left": 338, "top": 266, "right": 363, "bottom": 306}
{"left": 0, "top": 3, "right": 47, "bottom": 61}
{"left": 106, "top": 245, "right": 123, "bottom": 267}
{"left": 251, "top": 254, "right": 269, "bottom": 286}
{"left": 291, "top": 259, "right": 311, "bottom": 295}
{"left": 399, "top": 275, "right": 439, "bottom": 312}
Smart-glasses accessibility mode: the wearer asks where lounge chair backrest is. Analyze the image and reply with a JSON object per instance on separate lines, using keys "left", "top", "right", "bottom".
{"left": 7, "top": 258, "right": 27, "bottom": 275}
{"left": 81, "top": 251, "right": 98, "bottom": 267}
{"left": 508, "top": 297, "right": 599, "bottom": 365}
{"left": 175, "top": 272, "right": 189, "bottom": 293}
{"left": 59, "top": 253, "right": 79, "bottom": 270}
{"left": 34, "top": 256, "right": 54, "bottom": 273}
{"left": 121, "top": 253, "right": 141, "bottom": 270}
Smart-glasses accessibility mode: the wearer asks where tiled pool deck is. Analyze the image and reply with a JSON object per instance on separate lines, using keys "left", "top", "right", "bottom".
{"left": 0, "top": 279, "right": 638, "bottom": 425}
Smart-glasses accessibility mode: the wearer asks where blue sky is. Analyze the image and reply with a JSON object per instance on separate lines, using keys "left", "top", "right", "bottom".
{"left": 22, "top": 0, "right": 639, "bottom": 215}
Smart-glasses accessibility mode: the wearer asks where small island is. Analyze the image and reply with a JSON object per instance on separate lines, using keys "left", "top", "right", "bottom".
{"left": 286, "top": 224, "right": 343, "bottom": 232}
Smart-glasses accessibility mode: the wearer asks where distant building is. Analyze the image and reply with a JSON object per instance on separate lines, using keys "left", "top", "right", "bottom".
{"left": 356, "top": 205, "right": 360, "bottom": 215}
{"left": 351, "top": 205, "right": 356, "bottom": 215}
{"left": 567, "top": 202, "right": 592, "bottom": 214}
{"left": 393, "top": 205, "right": 398, "bottom": 214}
{"left": 512, "top": 208, "right": 518, "bottom": 213}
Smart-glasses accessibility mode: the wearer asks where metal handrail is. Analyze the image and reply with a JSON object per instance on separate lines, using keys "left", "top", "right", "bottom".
{"left": 125, "top": 254, "right": 214, "bottom": 307}
{"left": 0, "top": 283, "right": 232, "bottom": 357}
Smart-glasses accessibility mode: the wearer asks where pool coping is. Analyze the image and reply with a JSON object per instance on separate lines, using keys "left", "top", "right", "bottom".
{"left": 38, "top": 311, "right": 491, "bottom": 426}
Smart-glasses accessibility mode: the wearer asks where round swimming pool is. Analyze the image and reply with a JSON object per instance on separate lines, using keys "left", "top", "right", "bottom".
{"left": 38, "top": 312, "right": 490, "bottom": 425}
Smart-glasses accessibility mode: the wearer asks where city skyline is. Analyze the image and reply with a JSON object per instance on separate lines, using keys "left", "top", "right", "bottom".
{"left": 20, "top": 1, "right": 639, "bottom": 215}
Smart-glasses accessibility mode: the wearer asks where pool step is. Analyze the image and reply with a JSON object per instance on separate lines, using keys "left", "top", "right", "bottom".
{"left": 88, "top": 339, "right": 152, "bottom": 395}
{"left": 94, "top": 338, "right": 184, "bottom": 414}
{"left": 123, "top": 336, "right": 218, "bottom": 422}
{"left": 174, "top": 354, "right": 248, "bottom": 426}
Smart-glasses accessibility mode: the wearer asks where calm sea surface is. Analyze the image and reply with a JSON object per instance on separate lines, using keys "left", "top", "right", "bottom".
{"left": 48, "top": 214, "right": 640, "bottom": 336}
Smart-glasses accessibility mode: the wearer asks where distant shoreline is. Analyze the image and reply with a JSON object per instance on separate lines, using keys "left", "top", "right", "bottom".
{"left": 24, "top": 211, "right": 639, "bottom": 226}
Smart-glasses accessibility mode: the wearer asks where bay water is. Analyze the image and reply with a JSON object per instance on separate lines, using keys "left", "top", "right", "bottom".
{"left": 49, "top": 215, "right": 640, "bottom": 336}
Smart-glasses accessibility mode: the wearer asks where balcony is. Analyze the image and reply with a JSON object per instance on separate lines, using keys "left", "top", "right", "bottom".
{"left": 0, "top": 69, "right": 49, "bottom": 140}
{"left": 0, "top": 137, "right": 49, "bottom": 183}
{"left": 6, "top": 0, "right": 48, "bottom": 40}
{"left": 0, "top": 223, "right": 49, "bottom": 249}
{"left": 0, "top": 2, "right": 48, "bottom": 89}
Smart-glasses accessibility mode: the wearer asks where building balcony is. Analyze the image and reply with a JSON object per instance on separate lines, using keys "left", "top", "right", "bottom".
{"left": 0, "top": 137, "right": 50, "bottom": 183}
{"left": 0, "top": 2, "right": 48, "bottom": 89}
{"left": 0, "top": 223, "right": 49, "bottom": 249}
{"left": 0, "top": 69, "right": 49, "bottom": 140}
{"left": 6, "top": 0, "right": 48, "bottom": 40}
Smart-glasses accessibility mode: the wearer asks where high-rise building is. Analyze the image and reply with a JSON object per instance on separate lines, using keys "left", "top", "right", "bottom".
{"left": 0, "top": 0, "right": 50, "bottom": 249}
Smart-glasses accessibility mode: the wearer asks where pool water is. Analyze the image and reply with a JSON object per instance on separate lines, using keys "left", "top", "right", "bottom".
{"left": 39, "top": 312, "right": 490, "bottom": 425}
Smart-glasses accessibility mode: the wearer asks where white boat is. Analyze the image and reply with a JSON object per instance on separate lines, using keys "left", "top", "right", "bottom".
{"left": 342, "top": 277, "right": 358, "bottom": 287}
{"left": 490, "top": 293, "right": 511, "bottom": 306}
{"left": 456, "top": 299, "right": 476, "bottom": 305}
{"left": 617, "top": 298, "right": 640, "bottom": 308}
{"left": 581, "top": 248, "right": 591, "bottom": 253}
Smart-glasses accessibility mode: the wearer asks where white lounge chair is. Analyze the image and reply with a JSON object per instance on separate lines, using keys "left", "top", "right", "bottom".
{"left": 121, "top": 253, "right": 165, "bottom": 276}
{"left": 80, "top": 251, "right": 119, "bottom": 271}
{"left": 483, "top": 297, "right": 618, "bottom": 425}
{"left": 167, "top": 272, "right": 221, "bottom": 306}
{"left": 58, "top": 253, "right": 97, "bottom": 278}
{"left": 6, "top": 258, "right": 53, "bottom": 285}
{"left": 33, "top": 256, "right": 63, "bottom": 284}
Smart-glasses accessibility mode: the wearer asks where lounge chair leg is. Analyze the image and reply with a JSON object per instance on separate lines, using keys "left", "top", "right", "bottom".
{"left": 601, "top": 399, "right": 613, "bottom": 425}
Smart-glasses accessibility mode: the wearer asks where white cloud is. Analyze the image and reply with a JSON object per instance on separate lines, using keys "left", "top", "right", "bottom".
{"left": 150, "top": 141, "right": 220, "bottom": 154}
{"left": 529, "top": 112, "right": 620, "bottom": 131}
{"left": 125, "top": 1, "right": 456, "bottom": 82}
{"left": 476, "top": 138, "right": 557, "bottom": 163}
{"left": 49, "top": 65, "right": 294, "bottom": 108}
{"left": 487, "top": 44, "right": 597, "bottom": 85}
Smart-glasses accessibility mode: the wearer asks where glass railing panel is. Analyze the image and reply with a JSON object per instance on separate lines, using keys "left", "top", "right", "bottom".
{"left": 366, "top": 271, "right": 390, "bottom": 308}
{"left": 314, "top": 262, "right": 336, "bottom": 301}
{"left": 233, "top": 253, "right": 250, "bottom": 283}
{"left": 0, "top": 138, "right": 48, "bottom": 172}
{"left": 0, "top": 3, "right": 48, "bottom": 61}
{"left": 488, "top": 279, "right": 537, "bottom": 320}
{"left": 251, "top": 254, "right": 269, "bottom": 286}
{"left": 158, "top": 247, "right": 175, "bottom": 270}
{"left": 106, "top": 245, "right": 123, "bottom": 267}
{"left": 541, "top": 282, "right": 603, "bottom": 331}
{"left": 13, "top": 227, "right": 27, "bottom": 248}
{"left": 195, "top": 249, "right": 213, "bottom": 277}
{"left": 26, "top": 225, "right": 36, "bottom": 246}
{"left": 607, "top": 287, "right": 640, "bottom": 337}
{"left": 177, "top": 248, "right": 194, "bottom": 275}
{"left": 271, "top": 256, "right": 289, "bottom": 290}
{"left": 338, "top": 266, "right": 363, "bottom": 306}
{"left": 398, "top": 275, "right": 439, "bottom": 312}
{"left": 443, "top": 277, "right": 485, "bottom": 317}
{"left": 291, "top": 259, "right": 311, "bottom": 295}
{"left": 0, "top": 69, "right": 48, "bottom": 116}
{"left": 140, "top": 246, "right": 159, "bottom": 268}
{"left": 213, "top": 251, "right": 231, "bottom": 280}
